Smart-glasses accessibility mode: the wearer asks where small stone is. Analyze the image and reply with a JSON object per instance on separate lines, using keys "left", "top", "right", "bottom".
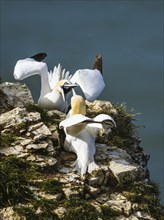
{"left": 20, "top": 138, "right": 32, "bottom": 146}
{"left": 14, "top": 145, "right": 23, "bottom": 152}
{"left": 48, "top": 157, "right": 57, "bottom": 166}
{"left": 0, "top": 147, "right": 19, "bottom": 156}
{"left": 88, "top": 185, "right": 101, "bottom": 197}
{"left": 58, "top": 166, "right": 72, "bottom": 174}
{"left": 89, "top": 169, "right": 105, "bottom": 186}
{"left": 134, "top": 211, "right": 155, "bottom": 220}
{"left": 47, "top": 145, "right": 54, "bottom": 152}
{"left": 38, "top": 192, "right": 63, "bottom": 200}
{"left": 17, "top": 153, "right": 29, "bottom": 158}
{"left": 109, "top": 160, "right": 143, "bottom": 183}
{"left": 27, "top": 155, "right": 36, "bottom": 161}
{"left": 29, "top": 123, "right": 51, "bottom": 136}
{"left": 132, "top": 203, "right": 139, "bottom": 212}
{"left": 105, "top": 193, "right": 132, "bottom": 216}
{"left": 26, "top": 143, "right": 48, "bottom": 150}
{"left": 0, "top": 206, "right": 21, "bottom": 220}
{"left": 54, "top": 207, "right": 67, "bottom": 217}
{"left": 63, "top": 188, "right": 76, "bottom": 199}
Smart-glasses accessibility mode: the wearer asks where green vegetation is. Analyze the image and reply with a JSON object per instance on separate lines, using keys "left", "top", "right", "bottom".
{"left": 38, "top": 179, "right": 63, "bottom": 195}
{"left": 62, "top": 196, "right": 99, "bottom": 220}
{"left": 108, "top": 102, "right": 139, "bottom": 148}
{"left": 0, "top": 156, "right": 36, "bottom": 207}
{"left": 101, "top": 205, "right": 122, "bottom": 220}
{"left": 62, "top": 196, "right": 123, "bottom": 220}
{"left": 0, "top": 155, "right": 61, "bottom": 219}
{"left": 15, "top": 199, "right": 59, "bottom": 220}
{"left": 0, "top": 133, "right": 17, "bottom": 148}
{"left": 122, "top": 181, "right": 161, "bottom": 219}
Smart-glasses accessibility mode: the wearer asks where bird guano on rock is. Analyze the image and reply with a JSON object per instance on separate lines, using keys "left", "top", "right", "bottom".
{"left": 59, "top": 94, "right": 116, "bottom": 176}
{"left": 13, "top": 53, "right": 105, "bottom": 112}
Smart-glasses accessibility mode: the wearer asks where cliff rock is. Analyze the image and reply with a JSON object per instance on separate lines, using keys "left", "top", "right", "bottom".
{"left": 0, "top": 82, "right": 162, "bottom": 220}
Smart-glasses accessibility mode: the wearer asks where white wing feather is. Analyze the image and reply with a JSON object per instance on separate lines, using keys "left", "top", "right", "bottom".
{"left": 59, "top": 113, "right": 116, "bottom": 136}
{"left": 13, "top": 58, "right": 48, "bottom": 80}
{"left": 70, "top": 69, "right": 105, "bottom": 101}
{"left": 59, "top": 114, "right": 93, "bottom": 129}
{"left": 49, "top": 64, "right": 71, "bottom": 89}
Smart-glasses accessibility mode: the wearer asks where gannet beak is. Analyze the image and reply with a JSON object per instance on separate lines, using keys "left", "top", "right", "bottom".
{"left": 62, "top": 82, "right": 78, "bottom": 97}
{"left": 59, "top": 82, "right": 78, "bottom": 102}
{"left": 63, "top": 83, "right": 78, "bottom": 89}
{"left": 103, "top": 120, "right": 116, "bottom": 129}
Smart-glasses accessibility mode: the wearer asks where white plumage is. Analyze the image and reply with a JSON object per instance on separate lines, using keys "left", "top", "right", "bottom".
{"left": 13, "top": 53, "right": 105, "bottom": 112}
{"left": 59, "top": 95, "right": 116, "bottom": 176}
{"left": 71, "top": 68, "right": 105, "bottom": 102}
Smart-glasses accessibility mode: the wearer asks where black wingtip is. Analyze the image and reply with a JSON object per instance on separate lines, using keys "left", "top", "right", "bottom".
{"left": 30, "top": 52, "right": 47, "bottom": 62}
{"left": 93, "top": 54, "right": 103, "bottom": 74}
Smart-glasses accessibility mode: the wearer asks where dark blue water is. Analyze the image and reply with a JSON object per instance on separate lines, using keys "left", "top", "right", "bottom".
{"left": 0, "top": 1, "right": 163, "bottom": 203}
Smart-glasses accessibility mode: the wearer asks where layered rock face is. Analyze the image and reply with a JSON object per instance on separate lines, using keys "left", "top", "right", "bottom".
{"left": 0, "top": 82, "right": 162, "bottom": 220}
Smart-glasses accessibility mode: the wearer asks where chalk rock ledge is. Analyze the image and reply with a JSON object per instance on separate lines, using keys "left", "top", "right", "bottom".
{"left": 0, "top": 82, "right": 162, "bottom": 220}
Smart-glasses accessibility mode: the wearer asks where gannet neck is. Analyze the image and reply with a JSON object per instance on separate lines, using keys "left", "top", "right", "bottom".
{"left": 70, "top": 95, "right": 86, "bottom": 116}
{"left": 40, "top": 65, "right": 51, "bottom": 97}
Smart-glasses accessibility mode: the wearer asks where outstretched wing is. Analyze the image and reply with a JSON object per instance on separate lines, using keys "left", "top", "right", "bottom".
{"left": 59, "top": 114, "right": 93, "bottom": 136}
{"left": 49, "top": 64, "right": 72, "bottom": 89}
{"left": 70, "top": 69, "right": 105, "bottom": 101}
{"left": 13, "top": 58, "right": 48, "bottom": 81}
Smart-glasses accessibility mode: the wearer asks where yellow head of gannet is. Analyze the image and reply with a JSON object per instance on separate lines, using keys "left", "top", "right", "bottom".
{"left": 70, "top": 95, "right": 86, "bottom": 116}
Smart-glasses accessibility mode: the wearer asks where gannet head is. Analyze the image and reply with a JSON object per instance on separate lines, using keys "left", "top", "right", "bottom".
{"left": 70, "top": 95, "right": 86, "bottom": 115}
{"left": 54, "top": 80, "right": 77, "bottom": 102}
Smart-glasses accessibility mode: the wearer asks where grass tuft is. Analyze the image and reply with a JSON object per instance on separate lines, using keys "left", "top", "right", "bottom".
{"left": 62, "top": 196, "right": 99, "bottom": 220}
{"left": 0, "top": 156, "right": 37, "bottom": 207}
{"left": 108, "top": 102, "right": 139, "bottom": 148}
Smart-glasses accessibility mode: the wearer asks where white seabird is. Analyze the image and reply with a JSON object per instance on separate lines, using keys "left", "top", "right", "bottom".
{"left": 59, "top": 94, "right": 116, "bottom": 176}
{"left": 13, "top": 53, "right": 105, "bottom": 112}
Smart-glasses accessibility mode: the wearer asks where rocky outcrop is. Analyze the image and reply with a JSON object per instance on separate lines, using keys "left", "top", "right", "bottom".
{"left": 0, "top": 82, "right": 34, "bottom": 114}
{"left": 0, "top": 82, "right": 162, "bottom": 220}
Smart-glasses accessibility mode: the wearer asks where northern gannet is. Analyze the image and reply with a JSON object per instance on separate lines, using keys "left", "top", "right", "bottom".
{"left": 13, "top": 53, "right": 105, "bottom": 112}
{"left": 59, "top": 94, "right": 116, "bottom": 176}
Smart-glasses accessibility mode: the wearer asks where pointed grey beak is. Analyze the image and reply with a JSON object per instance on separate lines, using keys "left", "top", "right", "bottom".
{"left": 103, "top": 120, "right": 116, "bottom": 129}
{"left": 60, "top": 83, "right": 78, "bottom": 102}
{"left": 63, "top": 83, "right": 78, "bottom": 89}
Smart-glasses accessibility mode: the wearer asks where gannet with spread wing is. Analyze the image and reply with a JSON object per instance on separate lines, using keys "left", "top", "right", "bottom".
{"left": 59, "top": 93, "right": 116, "bottom": 176}
{"left": 13, "top": 53, "right": 105, "bottom": 112}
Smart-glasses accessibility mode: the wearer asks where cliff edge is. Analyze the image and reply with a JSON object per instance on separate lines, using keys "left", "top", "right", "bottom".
{"left": 0, "top": 82, "right": 163, "bottom": 220}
